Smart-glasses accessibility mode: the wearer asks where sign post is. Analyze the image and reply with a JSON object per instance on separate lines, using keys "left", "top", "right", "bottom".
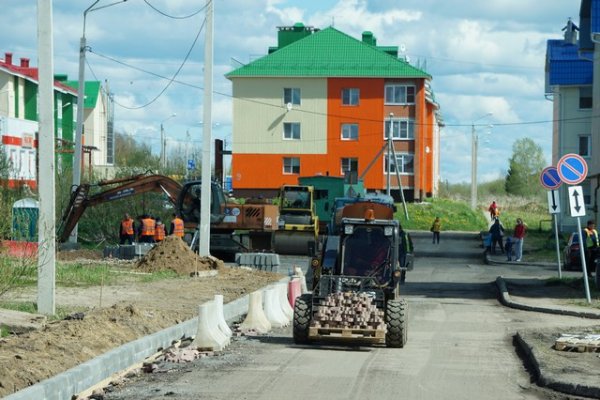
{"left": 540, "top": 166, "right": 563, "bottom": 278}
{"left": 558, "top": 154, "right": 591, "bottom": 303}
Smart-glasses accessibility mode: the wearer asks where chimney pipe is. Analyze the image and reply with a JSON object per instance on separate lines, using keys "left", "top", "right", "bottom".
{"left": 20, "top": 58, "right": 30, "bottom": 68}
{"left": 4, "top": 52, "right": 13, "bottom": 65}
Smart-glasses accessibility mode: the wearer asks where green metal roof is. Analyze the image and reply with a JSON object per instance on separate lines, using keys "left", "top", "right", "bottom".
{"left": 226, "top": 27, "right": 430, "bottom": 79}
{"left": 64, "top": 80, "right": 101, "bottom": 109}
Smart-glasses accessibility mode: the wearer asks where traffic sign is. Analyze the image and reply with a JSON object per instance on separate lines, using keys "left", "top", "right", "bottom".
{"left": 547, "top": 190, "right": 560, "bottom": 214}
{"left": 567, "top": 186, "right": 586, "bottom": 217}
{"left": 539, "top": 166, "right": 562, "bottom": 190}
{"left": 187, "top": 159, "right": 196, "bottom": 170}
{"left": 557, "top": 153, "right": 588, "bottom": 185}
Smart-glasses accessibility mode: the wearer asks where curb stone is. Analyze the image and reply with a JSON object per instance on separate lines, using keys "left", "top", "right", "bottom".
{"left": 496, "top": 276, "right": 600, "bottom": 399}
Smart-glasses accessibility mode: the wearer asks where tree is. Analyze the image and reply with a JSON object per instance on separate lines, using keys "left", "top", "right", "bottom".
{"left": 505, "top": 138, "right": 546, "bottom": 197}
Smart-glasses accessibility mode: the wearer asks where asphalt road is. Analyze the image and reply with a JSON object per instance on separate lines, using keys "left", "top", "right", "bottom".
{"left": 105, "top": 232, "right": 598, "bottom": 400}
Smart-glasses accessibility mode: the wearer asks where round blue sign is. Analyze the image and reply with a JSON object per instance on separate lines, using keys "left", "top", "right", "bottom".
{"left": 557, "top": 153, "right": 588, "bottom": 185}
{"left": 539, "top": 166, "right": 562, "bottom": 190}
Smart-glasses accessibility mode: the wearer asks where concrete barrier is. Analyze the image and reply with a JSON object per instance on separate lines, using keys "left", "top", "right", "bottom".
{"left": 288, "top": 278, "right": 302, "bottom": 308}
{"left": 263, "top": 287, "right": 289, "bottom": 328}
{"left": 213, "top": 295, "right": 233, "bottom": 338}
{"left": 276, "top": 283, "right": 294, "bottom": 320}
{"left": 239, "top": 291, "right": 271, "bottom": 334}
{"left": 293, "top": 266, "right": 308, "bottom": 294}
{"left": 190, "top": 302, "right": 228, "bottom": 351}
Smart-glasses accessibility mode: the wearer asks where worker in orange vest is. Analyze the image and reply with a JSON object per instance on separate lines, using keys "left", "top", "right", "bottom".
{"left": 138, "top": 214, "right": 156, "bottom": 243}
{"left": 154, "top": 218, "right": 166, "bottom": 242}
{"left": 119, "top": 213, "right": 135, "bottom": 245}
{"left": 169, "top": 213, "right": 185, "bottom": 238}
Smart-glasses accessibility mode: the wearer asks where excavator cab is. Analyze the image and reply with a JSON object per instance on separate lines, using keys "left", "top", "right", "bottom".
{"left": 177, "top": 181, "right": 226, "bottom": 225}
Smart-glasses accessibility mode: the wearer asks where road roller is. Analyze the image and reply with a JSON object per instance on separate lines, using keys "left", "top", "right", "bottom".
{"left": 272, "top": 185, "right": 319, "bottom": 255}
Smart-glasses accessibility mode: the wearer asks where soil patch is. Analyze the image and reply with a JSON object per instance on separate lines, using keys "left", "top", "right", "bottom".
{"left": 135, "top": 236, "right": 223, "bottom": 274}
{"left": 0, "top": 244, "right": 283, "bottom": 397}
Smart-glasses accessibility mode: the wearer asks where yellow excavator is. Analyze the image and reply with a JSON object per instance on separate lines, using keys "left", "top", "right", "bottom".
{"left": 271, "top": 185, "right": 319, "bottom": 255}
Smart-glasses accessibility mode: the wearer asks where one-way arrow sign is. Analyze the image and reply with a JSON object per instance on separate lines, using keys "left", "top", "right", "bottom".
{"left": 547, "top": 190, "right": 560, "bottom": 214}
{"left": 568, "top": 186, "right": 586, "bottom": 217}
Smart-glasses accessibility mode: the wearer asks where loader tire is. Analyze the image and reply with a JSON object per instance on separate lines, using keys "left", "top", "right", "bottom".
{"left": 293, "top": 294, "right": 313, "bottom": 344}
{"left": 385, "top": 299, "right": 408, "bottom": 348}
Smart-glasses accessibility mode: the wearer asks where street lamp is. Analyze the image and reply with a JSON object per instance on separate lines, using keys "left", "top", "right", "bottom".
{"left": 71, "top": 0, "right": 127, "bottom": 244}
{"left": 470, "top": 113, "right": 493, "bottom": 210}
{"left": 160, "top": 113, "right": 176, "bottom": 169}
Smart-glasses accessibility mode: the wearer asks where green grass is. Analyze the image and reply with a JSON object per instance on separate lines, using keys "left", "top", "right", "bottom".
{"left": 0, "top": 301, "right": 87, "bottom": 320}
{"left": 544, "top": 277, "right": 600, "bottom": 308}
{"left": 395, "top": 198, "right": 487, "bottom": 231}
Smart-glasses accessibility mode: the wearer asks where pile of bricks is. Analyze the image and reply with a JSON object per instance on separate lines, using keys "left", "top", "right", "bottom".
{"left": 310, "top": 292, "right": 385, "bottom": 330}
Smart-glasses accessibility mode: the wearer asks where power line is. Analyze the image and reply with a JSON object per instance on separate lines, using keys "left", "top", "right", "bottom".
{"left": 87, "top": 17, "right": 207, "bottom": 110}
{"left": 143, "top": 0, "right": 209, "bottom": 19}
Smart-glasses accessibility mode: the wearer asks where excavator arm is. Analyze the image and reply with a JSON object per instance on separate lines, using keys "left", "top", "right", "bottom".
{"left": 58, "top": 174, "right": 184, "bottom": 242}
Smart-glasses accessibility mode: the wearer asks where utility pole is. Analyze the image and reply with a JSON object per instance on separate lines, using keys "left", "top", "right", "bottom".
{"left": 470, "top": 123, "right": 477, "bottom": 210}
{"left": 37, "top": 0, "right": 56, "bottom": 315}
{"left": 386, "top": 113, "right": 393, "bottom": 196}
{"left": 199, "top": 0, "right": 214, "bottom": 256}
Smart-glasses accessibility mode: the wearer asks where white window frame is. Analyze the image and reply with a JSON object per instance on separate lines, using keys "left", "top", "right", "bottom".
{"left": 385, "top": 153, "right": 414, "bottom": 174}
{"left": 283, "top": 122, "right": 301, "bottom": 140}
{"left": 578, "top": 134, "right": 591, "bottom": 157}
{"left": 283, "top": 157, "right": 300, "bottom": 175}
{"left": 284, "top": 88, "right": 301, "bottom": 106}
{"left": 341, "top": 88, "right": 359, "bottom": 106}
{"left": 384, "top": 118, "right": 414, "bottom": 140}
{"left": 341, "top": 123, "right": 359, "bottom": 141}
{"left": 341, "top": 157, "right": 358, "bottom": 175}
{"left": 384, "top": 84, "right": 416, "bottom": 105}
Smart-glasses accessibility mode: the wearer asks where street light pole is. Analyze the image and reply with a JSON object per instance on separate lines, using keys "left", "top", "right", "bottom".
{"left": 70, "top": 0, "right": 127, "bottom": 244}
{"left": 470, "top": 113, "right": 492, "bottom": 210}
{"left": 160, "top": 113, "right": 176, "bottom": 169}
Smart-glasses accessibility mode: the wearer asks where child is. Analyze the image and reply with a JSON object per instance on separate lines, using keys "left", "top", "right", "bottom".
{"left": 505, "top": 237, "right": 513, "bottom": 261}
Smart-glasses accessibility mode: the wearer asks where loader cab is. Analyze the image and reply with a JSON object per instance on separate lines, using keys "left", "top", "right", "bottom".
{"left": 339, "top": 218, "right": 399, "bottom": 287}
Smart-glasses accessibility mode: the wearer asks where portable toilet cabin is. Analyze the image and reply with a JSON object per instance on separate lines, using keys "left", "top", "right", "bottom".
{"left": 12, "top": 198, "right": 39, "bottom": 242}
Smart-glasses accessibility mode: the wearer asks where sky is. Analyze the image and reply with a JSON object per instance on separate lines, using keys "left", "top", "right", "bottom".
{"left": 0, "top": 0, "right": 583, "bottom": 184}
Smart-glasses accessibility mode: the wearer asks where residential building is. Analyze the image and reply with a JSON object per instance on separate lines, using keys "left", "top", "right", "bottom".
{"left": 63, "top": 77, "right": 115, "bottom": 178}
{"left": 545, "top": 3, "right": 600, "bottom": 232}
{"left": 226, "top": 24, "right": 442, "bottom": 200}
{"left": 0, "top": 52, "right": 78, "bottom": 188}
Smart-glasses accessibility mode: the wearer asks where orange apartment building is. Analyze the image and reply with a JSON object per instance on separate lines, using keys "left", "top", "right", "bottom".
{"left": 226, "top": 24, "right": 443, "bottom": 201}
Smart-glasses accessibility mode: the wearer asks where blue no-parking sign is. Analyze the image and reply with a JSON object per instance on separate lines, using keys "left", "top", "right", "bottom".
{"left": 539, "top": 166, "right": 562, "bottom": 190}
{"left": 557, "top": 153, "right": 588, "bottom": 185}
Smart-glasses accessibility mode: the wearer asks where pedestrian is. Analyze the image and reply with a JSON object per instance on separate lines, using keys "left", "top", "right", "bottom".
{"left": 488, "top": 201, "right": 499, "bottom": 219}
{"left": 431, "top": 216, "right": 441, "bottom": 244}
{"left": 582, "top": 220, "right": 599, "bottom": 277}
{"left": 169, "top": 213, "right": 185, "bottom": 238}
{"left": 505, "top": 237, "right": 513, "bottom": 261}
{"left": 512, "top": 218, "right": 527, "bottom": 262}
{"left": 138, "top": 214, "right": 156, "bottom": 243}
{"left": 488, "top": 218, "right": 505, "bottom": 255}
{"left": 154, "top": 218, "right": 166, "bottom": 243}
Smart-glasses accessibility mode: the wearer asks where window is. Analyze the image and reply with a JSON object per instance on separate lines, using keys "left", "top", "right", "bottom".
{"left": 384, "top": 118, "right": 414, "bottom": 139}
{"left": 341, "top": 158, "right": 358, "bottom": 175}
{"left": 284, "top": 88, "right": 301, "bottom": 106}
{"left": 283, "top": 122, "right": 301, "bottom": 140}
{"left": 385, "top": 153, "right": 414, "bottom": 174}
{"left": 341, "top": 123, "right": 358, "bottom": 140}
{"left": 579, "top": 135, "right": 591, "bottom": 157}
{"left": 385, "top": 84, "right": 415, "bottom": 104}
{"left": 283, "top": 157, "right": 300, "bottom": 174}
{"left": 342, "top": 88, "right": 359, "bottom": 106}
{"left": 579, "top": 87, "right": 592, "bottom": 109}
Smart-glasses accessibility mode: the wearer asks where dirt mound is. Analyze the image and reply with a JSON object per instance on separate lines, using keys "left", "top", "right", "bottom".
{"left": 57, "top": 249, "right": 103, "bottom": 261}
{"left": 135, "top": 236, "right": 224, "bottom": 275}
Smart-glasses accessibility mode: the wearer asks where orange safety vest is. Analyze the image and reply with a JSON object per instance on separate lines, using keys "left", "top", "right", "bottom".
{"left": 172, "top": 217, "right": 184, "bottom": 237}
{"left": 154, "top": 223, "right": 165, "bottom": 242}
{"left": 141, "top": 218, "right": 156, "bottom": 236}
{"left": 121, "top": 218, "right": 134, "bottom": 235}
